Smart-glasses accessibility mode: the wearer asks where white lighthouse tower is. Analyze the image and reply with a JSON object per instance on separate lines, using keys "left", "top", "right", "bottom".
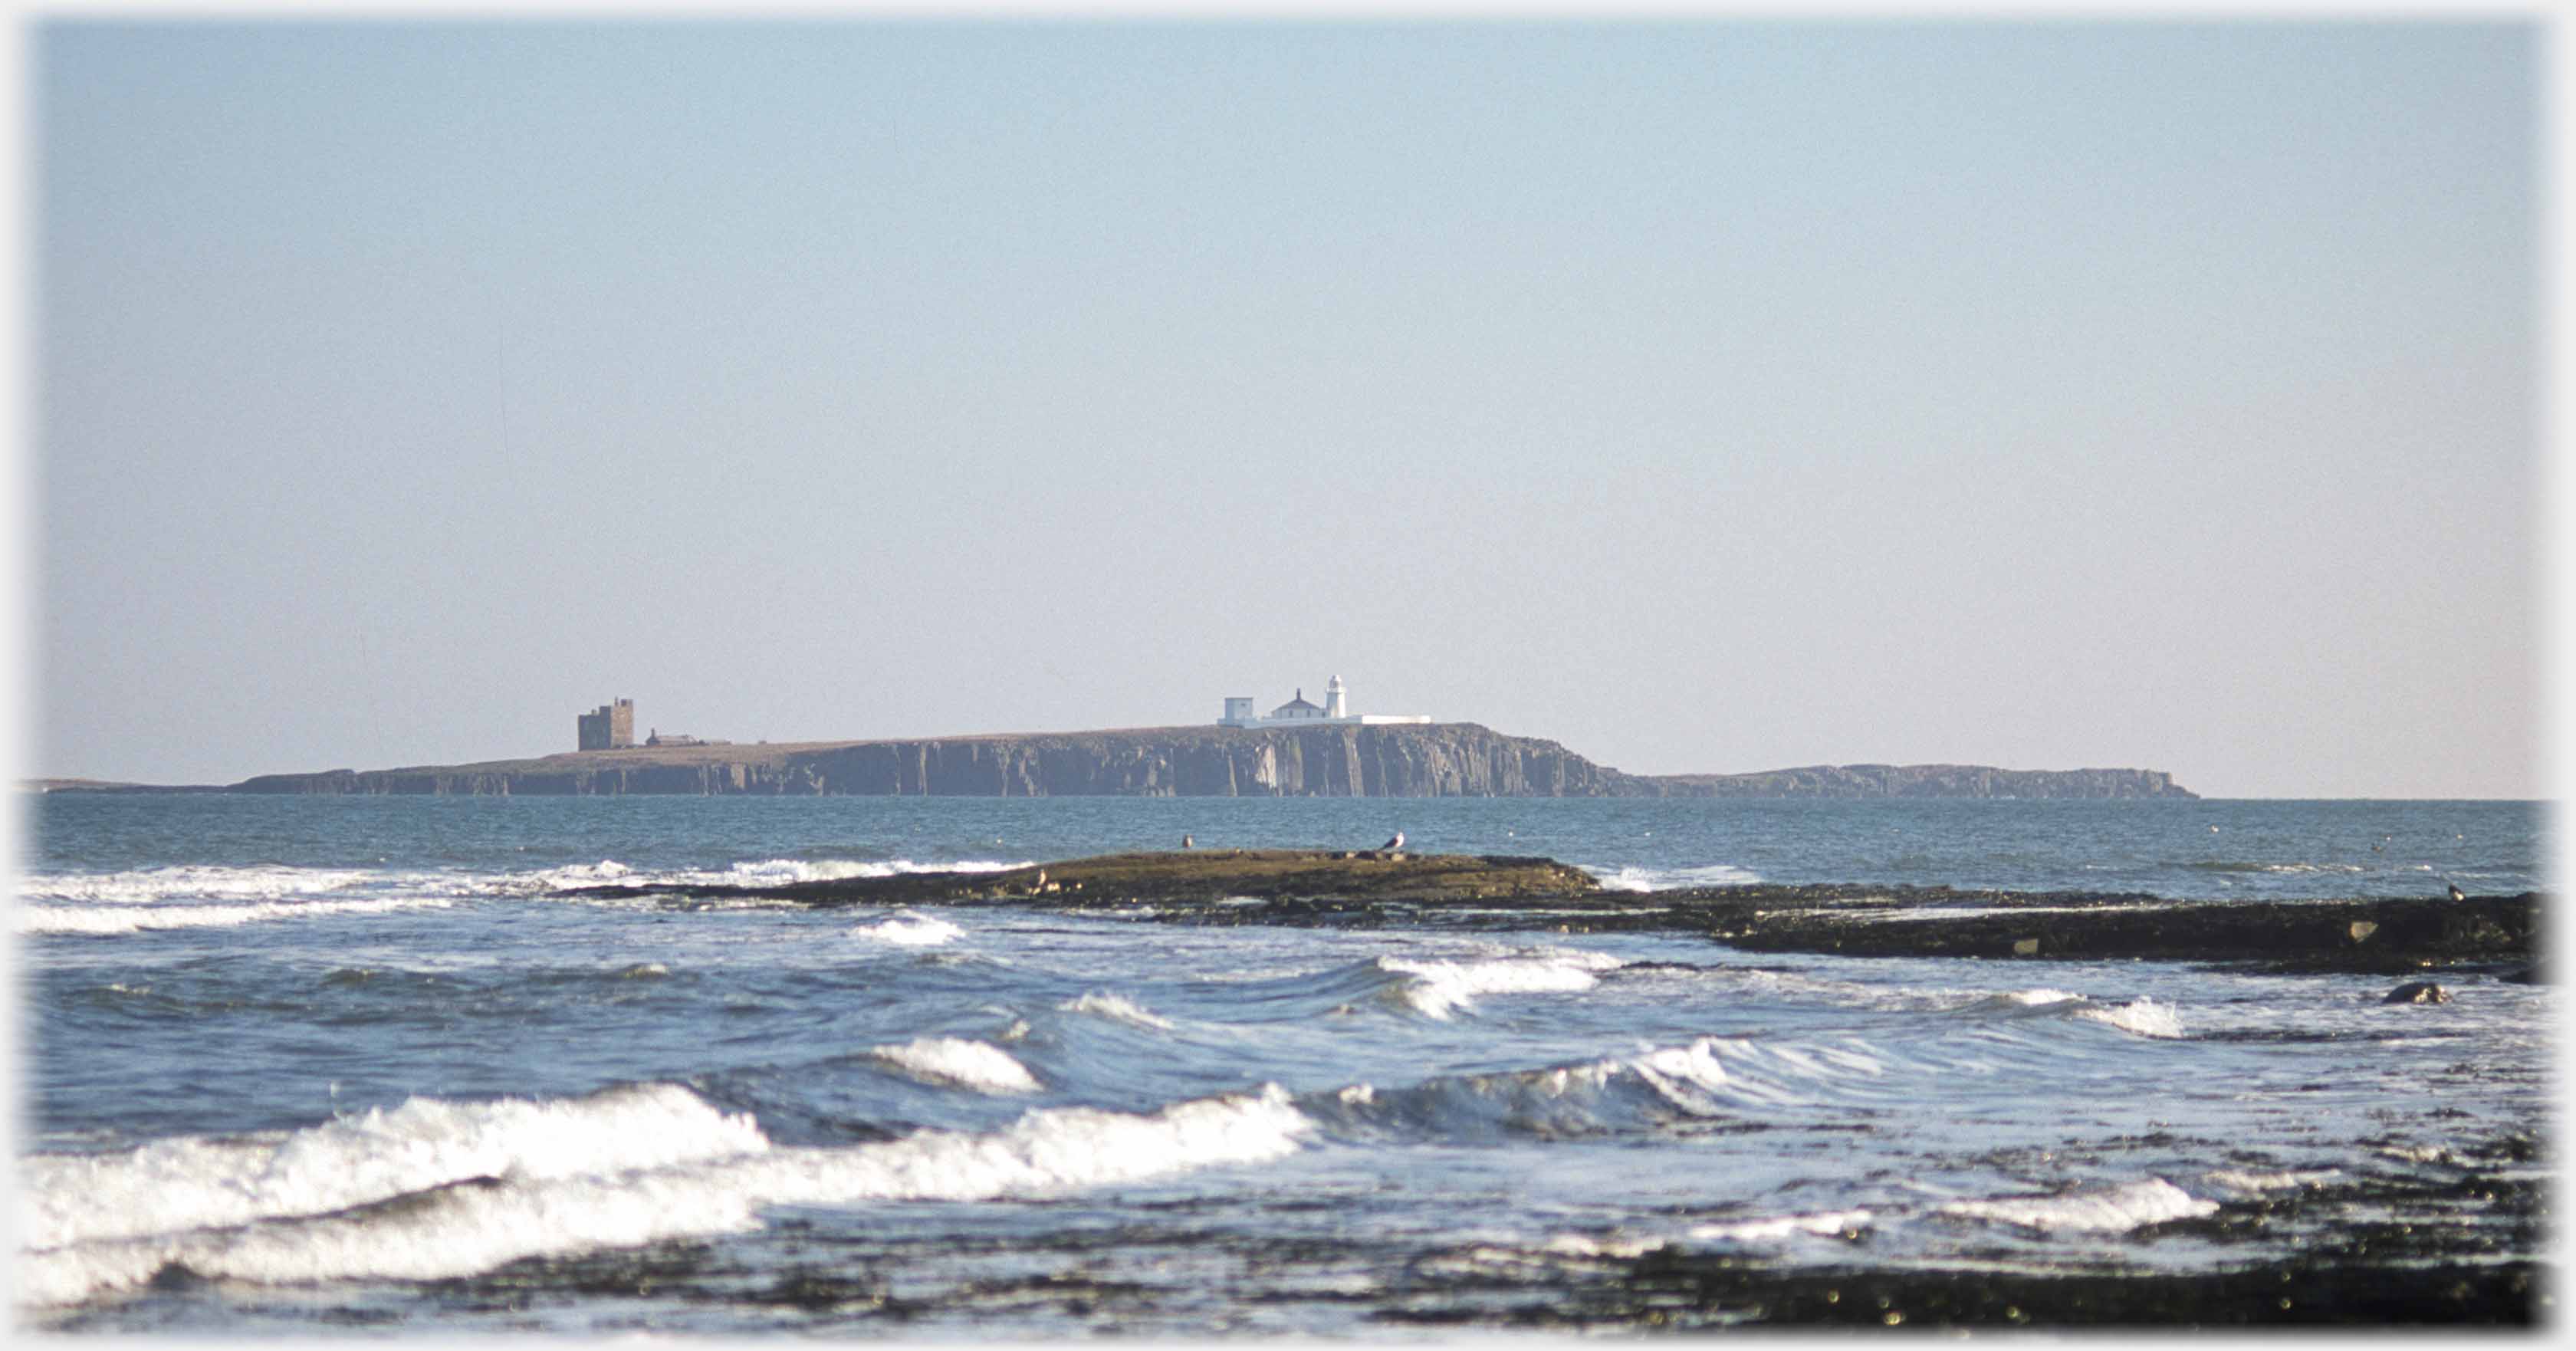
{"left": 1323, "top": 675, "right": 1348, "bottom": 718}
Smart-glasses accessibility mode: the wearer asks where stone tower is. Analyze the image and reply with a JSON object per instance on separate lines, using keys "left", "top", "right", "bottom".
{"left": 578, "top": 698, "right": 636, "bottom": 751}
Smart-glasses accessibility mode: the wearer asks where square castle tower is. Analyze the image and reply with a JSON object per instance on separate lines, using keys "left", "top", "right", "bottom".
{"left": 578, "top": 699, "right": 635, "bottom": 751}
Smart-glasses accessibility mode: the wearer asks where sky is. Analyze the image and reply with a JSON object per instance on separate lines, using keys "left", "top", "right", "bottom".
{"left": 26, "top": 17, "right": 2550, "bottom": 798}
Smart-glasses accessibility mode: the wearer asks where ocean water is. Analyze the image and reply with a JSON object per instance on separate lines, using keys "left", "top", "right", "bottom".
{"left": 14, "top": 794, "right": 2552, "bottom": 1332}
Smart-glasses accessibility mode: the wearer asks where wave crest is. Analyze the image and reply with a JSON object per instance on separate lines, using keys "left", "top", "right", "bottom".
{"left": 17, "top": 896, "right": 457, "bottom": 937}
{"left": 1589, "top": 863, "right": 1761, "bottom": 892}
{"left": 1060, "top": 991, "right": 1175, "bottom": 1031}
{"left": 866, "top": 1038, "right": 1041, "bottom": 1094}
{"left": 18, "top": 1083, "right": 1312, "bottom": 1307}
{"left": 851, "top": 912, "right": 964, "bottom": 947}
{"left": 1375, "top": 948, "right": 1624, "bottom": 1020}
{"left": 1937, "top": 1178, "right": 2216, "bottom": 1232}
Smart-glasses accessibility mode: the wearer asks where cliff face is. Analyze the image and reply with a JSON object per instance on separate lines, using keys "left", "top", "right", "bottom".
{"left": 1637, "top": 764, "right": 2196, "bottom": 799}
{"left": 229, "top": 724, "right": 1628, "bottom": 798}
{"left": 224, "top": 729, "right": 2195, "bottom": 800}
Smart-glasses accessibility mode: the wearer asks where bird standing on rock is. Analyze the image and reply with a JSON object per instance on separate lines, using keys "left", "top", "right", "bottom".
{"left": 2448, "top": 882, "right": 2468, "bottom": 902}
{"left": 1380, "top": 831, "right": 1405, "bottom": 853}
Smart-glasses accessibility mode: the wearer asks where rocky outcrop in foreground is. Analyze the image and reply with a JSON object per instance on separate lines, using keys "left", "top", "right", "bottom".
{"left": 565, "top": 850, "right": 1602, "bottom": 909}
{"left": 218, "top": 723, "right": 2195, "bottom": 799}
{"left": 563, "top": 849, "right": 2537, "bottom": 978}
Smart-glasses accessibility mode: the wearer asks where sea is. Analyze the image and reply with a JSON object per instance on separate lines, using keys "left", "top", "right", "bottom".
{"left": 13, "top": 793, "right": 2555, "bottom": 1333}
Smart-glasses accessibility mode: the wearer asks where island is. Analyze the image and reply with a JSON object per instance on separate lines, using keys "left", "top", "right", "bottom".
{"left": 146, "top": 722, "right": 2193, "bottom": 799}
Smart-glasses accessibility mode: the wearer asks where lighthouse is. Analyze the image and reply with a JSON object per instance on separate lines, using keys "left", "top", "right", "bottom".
{"left": 1214, "top": 675, "right": 1428, "bottom": 728}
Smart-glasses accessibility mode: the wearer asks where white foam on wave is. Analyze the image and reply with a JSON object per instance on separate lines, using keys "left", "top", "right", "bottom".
{"left": 1589, "top": 863, "right": 1761, "bottom": 893}
{"left": 1648, "top": 1037, "right": 1871, "bottom": 1109}
{"left": 1606, "top": 1039, "right": 1741, "bottom": 1113}
{"left": 16, "top": 896, "right": 458, "bottom": 937}
{"left": 1997, "top": 988, "right": 2185, "bottom": 1038}
{"left": 724, "top": 1083, "right": 1310, "bottom": 1209}
{"left": 17, "top": 1082, "right": 769, "bottom": 1253}
{"left": 17, "top": 1169, "right": 766, "bottom": 1310}
{"left": 491, "top": 857, "right": 1031, "bottom": 897}
{"left": 714, "top": 857, "right": 1024, "bottom": 886}
{"left": 18, "top": 1083, "right": 1312, "bottom": 1307}
{"left": 1687, "top": 1208, "right": 1875, "bottom": 1244}
{"left": 1339, "top": 1033, "right": 1888, "bottom": 1132}
{"left": 1536, "top": 1232, "right": 1662, "bottom": 1260}
{"left": 1938, "top": 1178, "right": 2215, "bottom": 1233}
{"left": 493, "top": 860, "right": 634, "bottom": 892}
{"left": 866, "top": 1038, "right": 1041, "bottom": 1094}
{"left": 851, "top": 912, "right": 964, "bottom": 947}
{"left": 1060, "top": 991, "right": 1175, "bottom": 1031}
{"left": 1378, "top": 948, "right": 1625, "bottom": 1020}
{"left": 2203, "top": 1167, "right": 2342, "bottom": 1194}
{"left": 15, "top": 865, "right": 378, "bottom": 905}
{"left": 2074, "top": 998, "right": 2185, "bottom": 1039}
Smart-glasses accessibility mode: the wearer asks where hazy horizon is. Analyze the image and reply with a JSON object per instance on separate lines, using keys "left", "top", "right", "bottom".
{"left": 33, "top": 19, "right": 2542, "bottom": 799}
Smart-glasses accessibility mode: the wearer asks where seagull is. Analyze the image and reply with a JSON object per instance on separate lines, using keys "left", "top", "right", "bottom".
{"left": 1380, "top": 831, "right": 1405, "bottom": 853}
{"left": 2447, "top": 882, "right": 2468, "bottom": 902}
{"left": 1182, "top": 834, "right": 1194, "bottom": 850}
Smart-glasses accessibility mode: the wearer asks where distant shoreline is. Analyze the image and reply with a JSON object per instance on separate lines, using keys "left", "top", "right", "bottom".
{"left": 30, "top": 722, "right": 2196, "bottom": 800}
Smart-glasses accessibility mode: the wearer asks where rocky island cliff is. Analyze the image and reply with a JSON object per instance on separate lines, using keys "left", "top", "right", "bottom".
{"left": 219, "top": 722, "right": 2194, "bottom": 799}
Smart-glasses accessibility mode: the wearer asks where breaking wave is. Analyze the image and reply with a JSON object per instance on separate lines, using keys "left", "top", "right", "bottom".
{"left": 17, "top": 1082, "right": 767, "bottom": 1254}
{"left": 1687, "top": 1208, "right": 1877, "bottom": 1243}
{"left": 1937, "top": 1178, "right": 2216, "bottom": 1232}
{"left": 16, "top": 865, "right": 379, "bottom": 905}
{"left": 1060, "top": 991, "right": 1176, "bottom": 1031}
{"left": 17, "top": 1081, "right": 1311, "bottom": 1307}
{"left": 1983, "top": 988, "right": 2187, "bottom": 1039}
{"left": 504, "top": 857, "right": 1031, "bottom": 896}
{"left": 15, "top": 856, "right": 1034, "bottom": 938}
{"left": 851, "top": 912, "right": 965, "bottom": 947}
{"left": 866, "top": 1038, "right": 1041, "bottom": 1094}
{"left": 1303, "top": 1032, "right": 1898, "bottom": 1142}
{"left": 1589, "top": 863, "right": 1762, "bottom": 892}
{"left": 17, "top": 896, "right": 457, "bottom": 937}
{"left": 700, "top": 857, "right": 1024, "bottom": 886}
{"left": 1373, "top": 948, "right": 1626, "bottom": 1020}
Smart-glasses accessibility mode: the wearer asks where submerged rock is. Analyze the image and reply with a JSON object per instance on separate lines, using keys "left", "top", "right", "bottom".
{"left": 2380, "top": 982, "right": 2453, "bottom": 1005}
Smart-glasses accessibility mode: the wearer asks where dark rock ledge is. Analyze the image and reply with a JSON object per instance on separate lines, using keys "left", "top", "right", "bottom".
{"left": 565, "top": 850, "right": 2542, "bottom": 978}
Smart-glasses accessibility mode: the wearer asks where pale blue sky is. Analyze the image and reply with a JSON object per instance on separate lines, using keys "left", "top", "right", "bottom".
{"left": 34, "top": 19, "right": 2541, "bottom": 797}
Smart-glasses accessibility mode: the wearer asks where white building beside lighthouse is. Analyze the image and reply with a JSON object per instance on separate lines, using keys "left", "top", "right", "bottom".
{"left": 1217, "top": 675, "right": 1430, "bottom": 728}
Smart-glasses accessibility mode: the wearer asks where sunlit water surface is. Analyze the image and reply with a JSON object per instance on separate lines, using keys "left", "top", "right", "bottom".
{"left": 18, "top": 795, "right": 2550, "bottom": 1333}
